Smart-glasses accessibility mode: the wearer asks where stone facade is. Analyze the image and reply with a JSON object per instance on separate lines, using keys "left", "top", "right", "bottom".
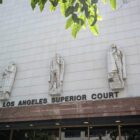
{"left": 0, "top": 0, "right": 140, "bottom": 107}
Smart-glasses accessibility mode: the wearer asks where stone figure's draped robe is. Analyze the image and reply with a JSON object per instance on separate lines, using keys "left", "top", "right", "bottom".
{"left": 49, "top": 55, "right": 64, "bottom": 95}
{"left": 0, "top": 63, "right": 17, "bottom": 100}
{"left": 107, "top": 48, "right": 126, "bottom": 90}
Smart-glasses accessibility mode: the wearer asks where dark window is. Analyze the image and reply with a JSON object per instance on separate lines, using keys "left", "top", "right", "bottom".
{"left": 12, "top": 130, "right": 35, "bottom": 140}
{"left": 121, "top": 125, "right": 140, "bottom": 140}
{"left": 35, "top": 129, "right": 59, "bottom": 139}
{"left": 62, "top": 127, "right": 87, "bottom": 138}
{"left": 88, "top": 126, "right": 119, "bottom": 140}
{"left": 0, "top": 130, "right": 10, "bottom": 140}
{"left": 12, "top": 129, "right": 59, "bottom": 140}
{"left": 65, "top": 129, "right": 80, "bottom": 138}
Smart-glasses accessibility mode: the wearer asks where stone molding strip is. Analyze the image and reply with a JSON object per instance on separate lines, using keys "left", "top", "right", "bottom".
{"left": 0, "top": 97, "right": 140, "bottom": 123}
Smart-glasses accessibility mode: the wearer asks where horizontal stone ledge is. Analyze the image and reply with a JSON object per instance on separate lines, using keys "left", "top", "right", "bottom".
{"left": 0, "top": 97, "right": 140, "bottom": 123}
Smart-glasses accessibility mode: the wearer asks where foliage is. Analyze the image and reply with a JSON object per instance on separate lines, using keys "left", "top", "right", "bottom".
{"left": 31, "top": 0, "right": 116, "bottom": 38}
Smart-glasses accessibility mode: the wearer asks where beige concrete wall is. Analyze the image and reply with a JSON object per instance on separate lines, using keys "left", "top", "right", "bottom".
{"left": 0, "top": 0, "right": 140, "bottom": 106}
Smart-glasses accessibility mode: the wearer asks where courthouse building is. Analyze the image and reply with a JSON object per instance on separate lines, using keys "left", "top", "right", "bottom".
{"left": 0, "top": 0, "right": 140, "bottom": 139}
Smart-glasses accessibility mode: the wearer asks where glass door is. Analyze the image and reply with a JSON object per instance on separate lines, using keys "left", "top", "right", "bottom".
{"left": 61, "top": 127, "right": 88, "bottom": 140}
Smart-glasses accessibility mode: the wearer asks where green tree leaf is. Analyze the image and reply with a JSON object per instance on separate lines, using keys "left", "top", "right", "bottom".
{"left": 109, "top": 0, "right": 116, "bottom": 10}
{"left": 74, "top": 3, "right": 79, "bottom": 11}
{"left": 80, "top": 14, "right": 86, "bottom": 29}
{"left": 30, "top": 0, "right": 116, "bottom": 38}
{"left": 97, "top": 14, "right": 102, "bottom": 21}
{"left": 65, "top": 6, "right": 75, "bottom": 17}
{"left": 31, "top": 0, "right": 39, "bottom": 9}
{"left": 72, "top": 14, "right": 80, "bottom": 23}
{"left": 102, "top": 0, "right": 107, "bottom": 4}
{"left": 50, "top": 0, "right": 59, "bottom": 7}
{"left": 39, "top": 1, "right": 44, "bottom": 11}
{"left": 72, "top": 22, "right": 82, "bottom": 38}
{"left": 50, "top": 3, "right": 56, "bottom": 11}
{"left": 88, "top": 21, "right": 98, "bottom": 35}
{"left": 91, "top": 0, "right": 98, "bottom": 5}
{"left": 60, "top": 2, "right": 69, "bottom": 17}
{"left": 65, "top": 16, "right": 73, "bottom": 29}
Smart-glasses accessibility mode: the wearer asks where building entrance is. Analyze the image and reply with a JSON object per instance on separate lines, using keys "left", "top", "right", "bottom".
{"left": 0, "top": 125, "right": 140, "bottom": 140}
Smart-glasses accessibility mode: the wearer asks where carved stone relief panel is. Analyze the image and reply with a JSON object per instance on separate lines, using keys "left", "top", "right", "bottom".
{"left": 107, "top": 44, "right": 126, "bottom": 91}
{"left": 49, "top": 54, "right": 64, "bottom": 96}
{"left": 0, "top": 62, "right": 17, "bottom": 101}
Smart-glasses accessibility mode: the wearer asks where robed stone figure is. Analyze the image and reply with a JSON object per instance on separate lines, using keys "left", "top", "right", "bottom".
{"left": 0, "top": 62, "right": 17, "bottom": 100}
{"left": 107, "top": 44, "right": 126, "bottom": 90}
{"left": 49, "top": 54, "right": 64, "bottom": 96}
